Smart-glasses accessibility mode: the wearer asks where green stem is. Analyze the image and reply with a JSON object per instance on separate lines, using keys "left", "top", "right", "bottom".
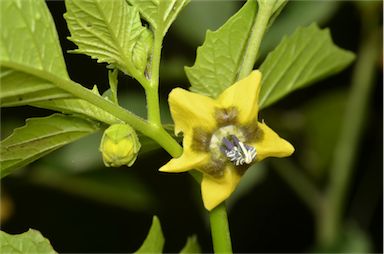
{"left": 210, "top": 202, "right": 233, "bottom": 254}
{"left": 145, "top": 29, "right": 163, "bottom": 126}
{"left": 1, "top": 61, "right": 181, "bottom": 157}
{"left": 317, "top": 8, "right": 379, "bottom": 246}
{"left": 237, "top": 1, "right": 274, "bottom": 80}
{"left": 145, "top": 85, "right": 161, "bottom": 126}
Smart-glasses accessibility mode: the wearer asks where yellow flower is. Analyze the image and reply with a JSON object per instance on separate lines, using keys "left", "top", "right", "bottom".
{"left": 160, "top": 70, "right": 294, "bottom": 210}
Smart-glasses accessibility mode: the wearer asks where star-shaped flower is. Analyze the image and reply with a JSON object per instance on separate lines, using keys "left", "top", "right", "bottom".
{"left": 160, "top": 70, "right": 294, "bottom": 210}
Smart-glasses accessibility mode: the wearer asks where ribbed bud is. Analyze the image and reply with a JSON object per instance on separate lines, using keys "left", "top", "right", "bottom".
{"left": 99, "top": 124, "right": 141, "bottom": 167}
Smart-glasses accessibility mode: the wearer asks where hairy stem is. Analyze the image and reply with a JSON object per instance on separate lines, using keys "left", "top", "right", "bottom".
{"left": 145, "top": 84, "right": 161, "bottom": 126}
{"left": 146, "top": 29, "right": 163, "bottom": 126}
{"left": 210, "top": 202, "right": 233, "bottom": 254}
{"left": 237, "top": 1, "right": 274, "bottom": 80}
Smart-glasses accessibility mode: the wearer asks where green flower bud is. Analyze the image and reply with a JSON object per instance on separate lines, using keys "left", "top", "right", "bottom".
{"left": 99, "top": 124, "right": 141, "bottom": 167}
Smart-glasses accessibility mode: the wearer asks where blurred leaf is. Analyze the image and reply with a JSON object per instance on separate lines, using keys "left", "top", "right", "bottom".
{"left": 313, "top": 225, "right": 372, "bottom": 253}
{"left": 29, "top": 167, "right": 156, "bottom": 211}
{"left": 32, "top": 86, "right": 120, "bottom": 125}
{"left": 0, "top": 229, "right": 57, "bottom": 254}
{"left": 260, "top": 1, "right": 340, "bottom": 57}
{"left": 227, "top": 162, "right": 266, "bottom": 209}
{"left": 40, "top": 131, "right": 104, "bottom": 173}
{"left": 0, "top": 114, "right": 99, "bottom": 178}
{"left": 126, "top": 0, "right": 190, "bottom": 36}
{"left": 301, "top": 89, "right": 346, "bottom": 179}
{"left": 0, "top": 0, "right": 71, "bottom": 106}
{"left": 259, "top": 24, "right": 355, "bottom": 108}
{"left": 185, "top": 0, "right": 257, "bottom": 98}
{"left": 172, "top": 1, "right": 239, "bottom": 46}
{"left": 64, "top": 0, "right": 150, "bottom": 78}
{"left": 135, "top": 216, "right": 165, "bottom": 254}
{"left": 179, "top": 235, "right": 201, "bottom": 254}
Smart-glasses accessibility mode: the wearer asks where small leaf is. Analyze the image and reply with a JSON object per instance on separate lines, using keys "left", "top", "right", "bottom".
{"left": 0, "top": 0, "right": 71, "bottom": 106}
{"left": 108, "top": 69, "right": 119, "bottom": 104}
{"left": 132, "top": 29, "right": 153, "bottom": 73}
{"left": 135, "top": 216, "right": 164, "bottom": 254}
{"left": 180, "top": 235, "right": 201, "bottom": 254}
{"left": 0, "top": 229, "right": 57, "bottom": 254}
{"left": 64, "top": 0, "right": 151, "bottom": 78}
{"left": 31, "top": 86, "right": 120, "bottom": 125}
{"left": 0, "top": 114, "right": 99, "bottom": 178}
{"left": 185, "top": 0, "right": 257, "bottom": 98}
{"left": 259, "top": 23, "right": 355, "bottom": 108}
{"left": 127, "top": 0, "right": 190, "bottom": 35}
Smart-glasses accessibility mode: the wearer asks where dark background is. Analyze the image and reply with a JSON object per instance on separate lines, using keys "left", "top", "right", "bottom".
{"left": 1, "top": 1, "right": 382, "bottom": 253}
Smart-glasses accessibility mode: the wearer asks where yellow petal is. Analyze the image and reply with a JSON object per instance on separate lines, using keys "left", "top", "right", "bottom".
{"left": 217, "top": 70, "right": 262, "bottom": 124}
{"left": 159, "top": 133, "right": 210, "bottom": 173}
{"left": 169, "top": 88, "right": 218, "bottom": 135}
{"left": 159, "top": 151, "right": 210, "bottom": 173}
{"left": 201, "top": 167, "right": 241, "bottom": 210}
{"left": 252, "top": 122, "right": 294, "bottom": 161}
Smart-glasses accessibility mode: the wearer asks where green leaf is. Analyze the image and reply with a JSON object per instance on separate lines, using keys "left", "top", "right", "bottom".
{"left": 301, "top": 89, "right": 346, "bottom": 179}
{"left": 64, "top": 0, "right": 151, "bottom": 78}
{"left": 31, "top": 86, "right": 120, "bottom": 125}
{"left": 259, "top": 1, "right": 340, "bottom": 57}
{"left": 135, "top": 216, "right": 165, "bottom": 254}
{"left": 185, "top": 0, "right": 257, "bottom": 98}
{"left": 0, "top": 229, "right": 57, "bottom": 254}
{"left": 108, "top": 69, "right": 119, "bottom": 104}
{"left": 0, "top": 0, "right": 71, "bottom": 106}
{"left": 126, "top": 0, "right": 190, "bottom": 36}
{"left": 179, "top": 235, "right": 201, "bottom": 254}
{"left": 0, "top": 68, "right": 70, "bottom": 107}
{"left": 0, "top": 114, "right": 99, "bottom": 178}
{"left": 259, "top": 23, "right": 355, "bottom": 108}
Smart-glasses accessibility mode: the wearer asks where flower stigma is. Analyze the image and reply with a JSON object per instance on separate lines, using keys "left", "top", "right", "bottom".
{"left": 221, "top": 135, "right": 256, "bottom": 166}
{"left": 209, "top": 125, "right": 257, "bottom": 167}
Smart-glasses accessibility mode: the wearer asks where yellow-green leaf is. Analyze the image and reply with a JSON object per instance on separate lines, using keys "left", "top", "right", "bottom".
{"left": 0, "top": 229, "right": 57, "bottom": 254}
{"left": 185, "top": 0, "right": 257, "bottom": 98}
{"left": 127, "top": 0, "right": 190, "bottom": 36}
{"left": 64, "top": 0, "right": 152, "bottom": 78}
{"left": 0, "top": 114, "right": 99, "bottom": 178}
{"left": 0, "top": 0, "right": 71, "bottom": 106}
{"left": 259, "top": 24, "right": 355, "bottom": 108}
{"left": 179, "top": 235, "right": 201, "bottom": 254}
{"left": 135, "top": 216, "right": 164, "bottom": 254}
